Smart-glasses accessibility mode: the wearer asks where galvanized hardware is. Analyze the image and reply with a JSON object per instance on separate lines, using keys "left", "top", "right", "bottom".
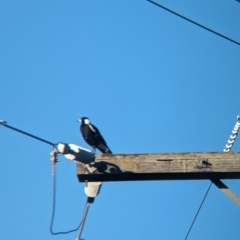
{"left": 197, "top": 159, "right": 211, "bottom": 168}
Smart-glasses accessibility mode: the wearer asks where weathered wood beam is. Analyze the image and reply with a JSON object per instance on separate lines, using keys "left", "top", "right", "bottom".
{"left": 76, "top": 152, "right": 240, "bottom": 182}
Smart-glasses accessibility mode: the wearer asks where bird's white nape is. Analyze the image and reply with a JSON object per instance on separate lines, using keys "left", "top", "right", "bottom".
{"left": 84, "top": 119, "right": 90, "bottom": 124}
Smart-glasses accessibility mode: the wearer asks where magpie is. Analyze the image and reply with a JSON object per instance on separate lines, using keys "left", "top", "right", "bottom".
{"left": 78, "top": 117, "right": 112, "bottom": 154}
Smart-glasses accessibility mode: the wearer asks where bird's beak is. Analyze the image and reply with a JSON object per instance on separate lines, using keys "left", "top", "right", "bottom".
{"left": 77, "top": 119, "right": 81, "bottom": 122}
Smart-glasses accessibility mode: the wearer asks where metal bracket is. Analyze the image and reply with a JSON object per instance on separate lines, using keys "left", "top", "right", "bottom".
{"left": 212, "top": 179, "right": 240, "bottom": 207}
{"left": 50, "top": 147, "right": 59, "bottom": 176}
{"left": 197, "top": 159, "right": 212, "bottom": 168}
{"left": 84, "top": 161, "right": 102, "bottom": 174}
{"left": 0, "top": 120, "right": 7, "bottom": 125}
{"left": 84, "top": 163, "right": 98, "bottom": 174}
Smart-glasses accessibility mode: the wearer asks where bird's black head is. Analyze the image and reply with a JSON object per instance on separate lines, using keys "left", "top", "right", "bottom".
{"left": 78, "top": 117, "right": 90, "bottom": 125}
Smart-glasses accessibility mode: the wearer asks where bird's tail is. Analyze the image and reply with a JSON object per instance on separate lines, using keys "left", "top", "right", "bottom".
{"left": 98, "top": 144, "right": 112, "bottom": 154}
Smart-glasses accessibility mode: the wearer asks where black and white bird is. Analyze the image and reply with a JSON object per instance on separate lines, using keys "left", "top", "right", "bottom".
{"left": 78, "top": 117, "right": 112, "bottom": 154}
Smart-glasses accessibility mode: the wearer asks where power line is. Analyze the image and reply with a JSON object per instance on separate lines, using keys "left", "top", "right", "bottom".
{"left": 184, "top": 182, "right": 212, "bottom": 240}
{"left": 76, "top": 201, "right": 92, "bottom": 240}
{"left": 0, "top": 120, "right": 56, "bottom": 147}
{"left": 147, "top": 0, "right": 240, "bottom": 46}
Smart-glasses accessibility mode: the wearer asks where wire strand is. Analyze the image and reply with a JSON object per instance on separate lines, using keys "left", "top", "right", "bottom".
{"left": 0, "top": 122, "right": 56, "bottom": 147}
{"left": 184, "top": 182, "right": 212, "bottom": 240}
{"left": 147, "top": 0, "right": 240, "bottom": 46}
{"left": 77, "top": 202, "right": 91, "bottom": 240}
{"left": 50, "top": 161, "right": 83, "bottom": 235}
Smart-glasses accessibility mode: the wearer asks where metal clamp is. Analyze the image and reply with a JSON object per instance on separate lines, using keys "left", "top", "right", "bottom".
{"left": 197, "top": 159, "right": 211, "bottom": 168}
{"left": 0, "top": 120, "right": 7, "bottom": 125}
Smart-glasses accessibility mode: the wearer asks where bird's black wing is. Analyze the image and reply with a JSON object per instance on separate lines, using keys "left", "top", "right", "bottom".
{"left": 89, "top": 124, "right": 107, "bottom": 144}
{"left": 88, "top": 123, "right": 98, "bottom": 133}
{"left": 90, "top": 124, "right": 112, "bottom": 154}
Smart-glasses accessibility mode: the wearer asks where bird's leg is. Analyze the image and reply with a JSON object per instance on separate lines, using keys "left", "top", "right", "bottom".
{"left": 91, "top": 147, "right": 96, "bottom": 155}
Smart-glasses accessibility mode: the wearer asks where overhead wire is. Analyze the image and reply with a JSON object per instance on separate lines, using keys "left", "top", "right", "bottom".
{"left": 184, "top": 182, "right": 212, "bottom": 240}
{"left": 0, "top": 121, "right": 56, "bottom": 147}
{"left": 147, "top": 0, "right": 240, "bottom": 46}
{"left": 76, "top": 200, "right": 92, "bottom": 240}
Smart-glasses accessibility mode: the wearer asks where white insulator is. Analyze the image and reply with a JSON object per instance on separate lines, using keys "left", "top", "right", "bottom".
{"left": 230, "top": 134, "right": 237, "bottom": 139}
{"left": 232, "top": 130, "right": 238, "bottom": 134}
{"left": 223, "top": 148, "right": 230, "bottom": 152}
{"left": 223, "top": 116, "right": 240, "bottom": 151}
{"left": 84, "top": 182, "right": 102, "bottom": 198}
{"left": 226, "top": 143, "right": 232, "bottom": 148}
{"left": 57, "top": 143, "right": 94, "bottom": 164}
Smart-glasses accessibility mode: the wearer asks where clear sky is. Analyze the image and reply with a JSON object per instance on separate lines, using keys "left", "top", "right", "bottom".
{"left": 0, "top": 0, "right": 240, "bottom": 239}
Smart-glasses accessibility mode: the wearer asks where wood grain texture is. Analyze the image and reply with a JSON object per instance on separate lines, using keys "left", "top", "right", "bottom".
{"left": 76, "top": 152, "right": 240, "bottom": 182}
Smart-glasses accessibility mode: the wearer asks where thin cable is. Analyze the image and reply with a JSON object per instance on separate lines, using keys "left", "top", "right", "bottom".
{"left": 0, "top": 121, "right": 56, "bottom": 147}
{"left": 184, "top": 182, "right": 212, "bottom": 240}
{"left": 147, "top": 0, "right": 240, "bottom": 46}
{"left": 50, "top": 158, "right": 83, "bottom": 235}
{"left": 77, "top": 202, "right": 91, "bottom": 240}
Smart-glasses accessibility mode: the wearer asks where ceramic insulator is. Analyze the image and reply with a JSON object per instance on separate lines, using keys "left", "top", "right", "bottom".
{"left": 84, "top": 182, "right": 102, "bottom": 198}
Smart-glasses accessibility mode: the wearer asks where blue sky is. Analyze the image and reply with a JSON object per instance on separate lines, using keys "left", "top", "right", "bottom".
{"left": 0, "top": 0, "right": 240, "bottom": 239}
